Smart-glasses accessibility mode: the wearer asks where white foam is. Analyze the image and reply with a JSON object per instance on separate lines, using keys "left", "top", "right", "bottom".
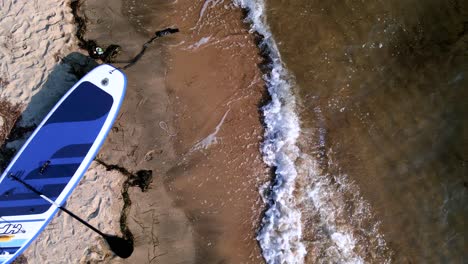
{"left": 305, "top": 160, "right": 365, "bottom": 263}
{"left": 234, "top": 1, "right": 392, "bottom": 263}
{"left": 193, "top": 109, "right": 229, "bottom": 150}
{"left": 331, "top": 233, "right": 357, "bottom": 256}
{"left": 192, "top": 0, "right": 223, "bottom": 30}
{"left": 234, "top": 0, "right": 306, "bottom": 263}
{"left": 188, "top": 36, "right": 212, "bottom": 49}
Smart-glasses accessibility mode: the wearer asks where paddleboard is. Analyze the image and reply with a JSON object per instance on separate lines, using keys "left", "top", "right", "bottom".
{"left": 0, "top": 64, "right": 126, "bottom": 264}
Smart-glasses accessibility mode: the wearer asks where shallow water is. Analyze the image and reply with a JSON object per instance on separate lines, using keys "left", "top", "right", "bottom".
{"left": 248, "top": 0, "right": 466, "bottom": 262}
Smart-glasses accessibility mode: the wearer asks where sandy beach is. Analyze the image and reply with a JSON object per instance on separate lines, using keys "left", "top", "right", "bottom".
{"left": 91, "top": 0, "right": 270, "bottom": 262}
{"left": 1, "top": 0, "right": 269, "bottom": 263}
{"left": 4, "top": 0, "right": 464, "bottom": 263}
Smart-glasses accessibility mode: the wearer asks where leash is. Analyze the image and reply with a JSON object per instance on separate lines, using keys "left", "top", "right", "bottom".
{"left": 108, "top": 28, "right": 179, "bottom": 73}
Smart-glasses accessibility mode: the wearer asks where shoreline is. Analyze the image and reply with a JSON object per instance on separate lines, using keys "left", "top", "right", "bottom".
{"left": 76, "top": 0, "right": 270, "bottom": 263}
{"left": 153, "top": 0, "right": 270, "bottom": 262}
{"left": 1, "top": 0, "right": 272, "bottom": 263}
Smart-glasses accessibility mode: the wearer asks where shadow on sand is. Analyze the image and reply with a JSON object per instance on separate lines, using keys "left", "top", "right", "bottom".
{"left": 0, "top": 52, "right": 98, "bottom": 170}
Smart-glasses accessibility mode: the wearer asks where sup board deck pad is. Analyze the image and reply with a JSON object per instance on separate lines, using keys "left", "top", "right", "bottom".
{"left": 0, "top": 64, "right": 126, "bottom": 264}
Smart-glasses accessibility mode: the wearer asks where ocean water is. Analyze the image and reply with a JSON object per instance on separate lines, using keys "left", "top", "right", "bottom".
{"left": 237, "top": 0, "right": 467, "bottom": 263}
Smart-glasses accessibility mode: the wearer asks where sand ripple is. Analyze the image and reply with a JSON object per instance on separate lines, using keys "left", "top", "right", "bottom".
{"left": 0, "top": 0, "right": 75, "bottom": 120}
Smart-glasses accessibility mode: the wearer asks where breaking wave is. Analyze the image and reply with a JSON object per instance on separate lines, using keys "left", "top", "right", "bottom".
{"left": 234, "top": 0, "right": 306, "bottom": 263}
{"left": 234, "top": 0, "right": 391, "bottom": 263}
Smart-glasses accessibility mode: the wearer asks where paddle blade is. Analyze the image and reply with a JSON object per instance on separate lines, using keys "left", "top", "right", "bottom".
{"left": 104, "top": 235, "right": 134, "bottom": 259}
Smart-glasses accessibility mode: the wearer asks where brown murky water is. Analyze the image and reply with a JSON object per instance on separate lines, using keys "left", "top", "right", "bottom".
{"left": 265, "top": 0, "right": 467, "bottom": 262}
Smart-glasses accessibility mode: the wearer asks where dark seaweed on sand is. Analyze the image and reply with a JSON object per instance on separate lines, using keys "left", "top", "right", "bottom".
{"left": 71, "top": 0, "right": 178, "bottom": 68}
{"left": 0, "top": 99, "right": 36, "bottom": 171}
{"left": 70, "top": 0, "right": 121, "bottom": 62}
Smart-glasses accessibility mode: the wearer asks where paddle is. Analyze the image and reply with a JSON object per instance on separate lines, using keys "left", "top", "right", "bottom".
{"left": 8, "top": 173, "right": 133, "bottom": 259}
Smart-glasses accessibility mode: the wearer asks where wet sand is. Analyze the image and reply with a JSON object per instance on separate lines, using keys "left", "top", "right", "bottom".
{"left": 80, "top": 0, "right": 269, "bottom": 263}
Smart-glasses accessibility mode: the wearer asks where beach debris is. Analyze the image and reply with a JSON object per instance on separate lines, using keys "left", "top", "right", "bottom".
{"left": 71, "top": 0, "right": 179, "bottom": 69}
{"left": 93, "top": 158, "right": 153, "bottom": 259}
{"left": 95, "top": 47, "right": 104, "bottom": 56}
{"left": 70, "top": 1, "right": 121, "bottom": 63}
{"left": 0, "top": 98, "right": 22, "bottom": 144}
{"left": 85, "top": 40, "right": 121, "bottom": 62}
{"left": 95, "top": 159, "right": 153, "bottom": 192}
{"left": 0, "top": 77, "right": 9, "bottom": 89}
{"left": 159, "top": 121, "right": 177, "bottom": 137}
{"left": 144, "top": 150, "right": 154, "bottom": 161}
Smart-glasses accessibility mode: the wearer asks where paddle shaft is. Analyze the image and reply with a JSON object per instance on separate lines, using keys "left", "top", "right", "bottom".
{"left": 8, "top": 174, "right": 106, "bottom": 237}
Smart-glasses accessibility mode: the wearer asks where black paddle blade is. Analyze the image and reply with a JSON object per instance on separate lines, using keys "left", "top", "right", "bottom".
{"left": 104, "top": 234, "right": 134, "bottom": 258}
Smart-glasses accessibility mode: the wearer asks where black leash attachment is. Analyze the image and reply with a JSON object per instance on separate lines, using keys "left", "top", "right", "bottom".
{"left": 109, "top": 28, "right": 179, "bottom": 72}
{"left": 155, "top": 28, "right": 179, "bottom": 37}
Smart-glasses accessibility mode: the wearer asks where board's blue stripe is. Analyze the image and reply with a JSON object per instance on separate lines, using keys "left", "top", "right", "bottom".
{"left": 52, "top": 144, "right": 92, "bottom": 159}
{"left": 24, "top": 163, "right": 81, "bottom": 180}
{"left": 0, "top": 239, "right": 27, "bottom": 248}
{"left": 0, "top": 205, "right": 50, "bottom": 215}
{"left": 0, "top": 247, "right": 20, "bottom": 255}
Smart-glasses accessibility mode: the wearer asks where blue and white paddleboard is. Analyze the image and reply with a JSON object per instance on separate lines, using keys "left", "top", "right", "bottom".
{"left": 0, "top": 64, "right": 126, "bottom": 264}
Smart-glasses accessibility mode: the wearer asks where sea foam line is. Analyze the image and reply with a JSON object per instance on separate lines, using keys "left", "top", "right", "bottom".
{"left": 234, "top": 0, "right": 306, "bottom": 263}
{"left": 234, "top": 1, "right": 393, "bottom": 263}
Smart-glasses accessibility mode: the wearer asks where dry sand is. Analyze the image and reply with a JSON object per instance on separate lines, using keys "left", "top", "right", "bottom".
{"left": 0, "top": 1, "right": 132, "bottom": 263}
{"left": 1, "top": 0, "right": 270, "bottom": 263}
{"left": 0, "top": 0, "right": 76, "bottom": 125}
